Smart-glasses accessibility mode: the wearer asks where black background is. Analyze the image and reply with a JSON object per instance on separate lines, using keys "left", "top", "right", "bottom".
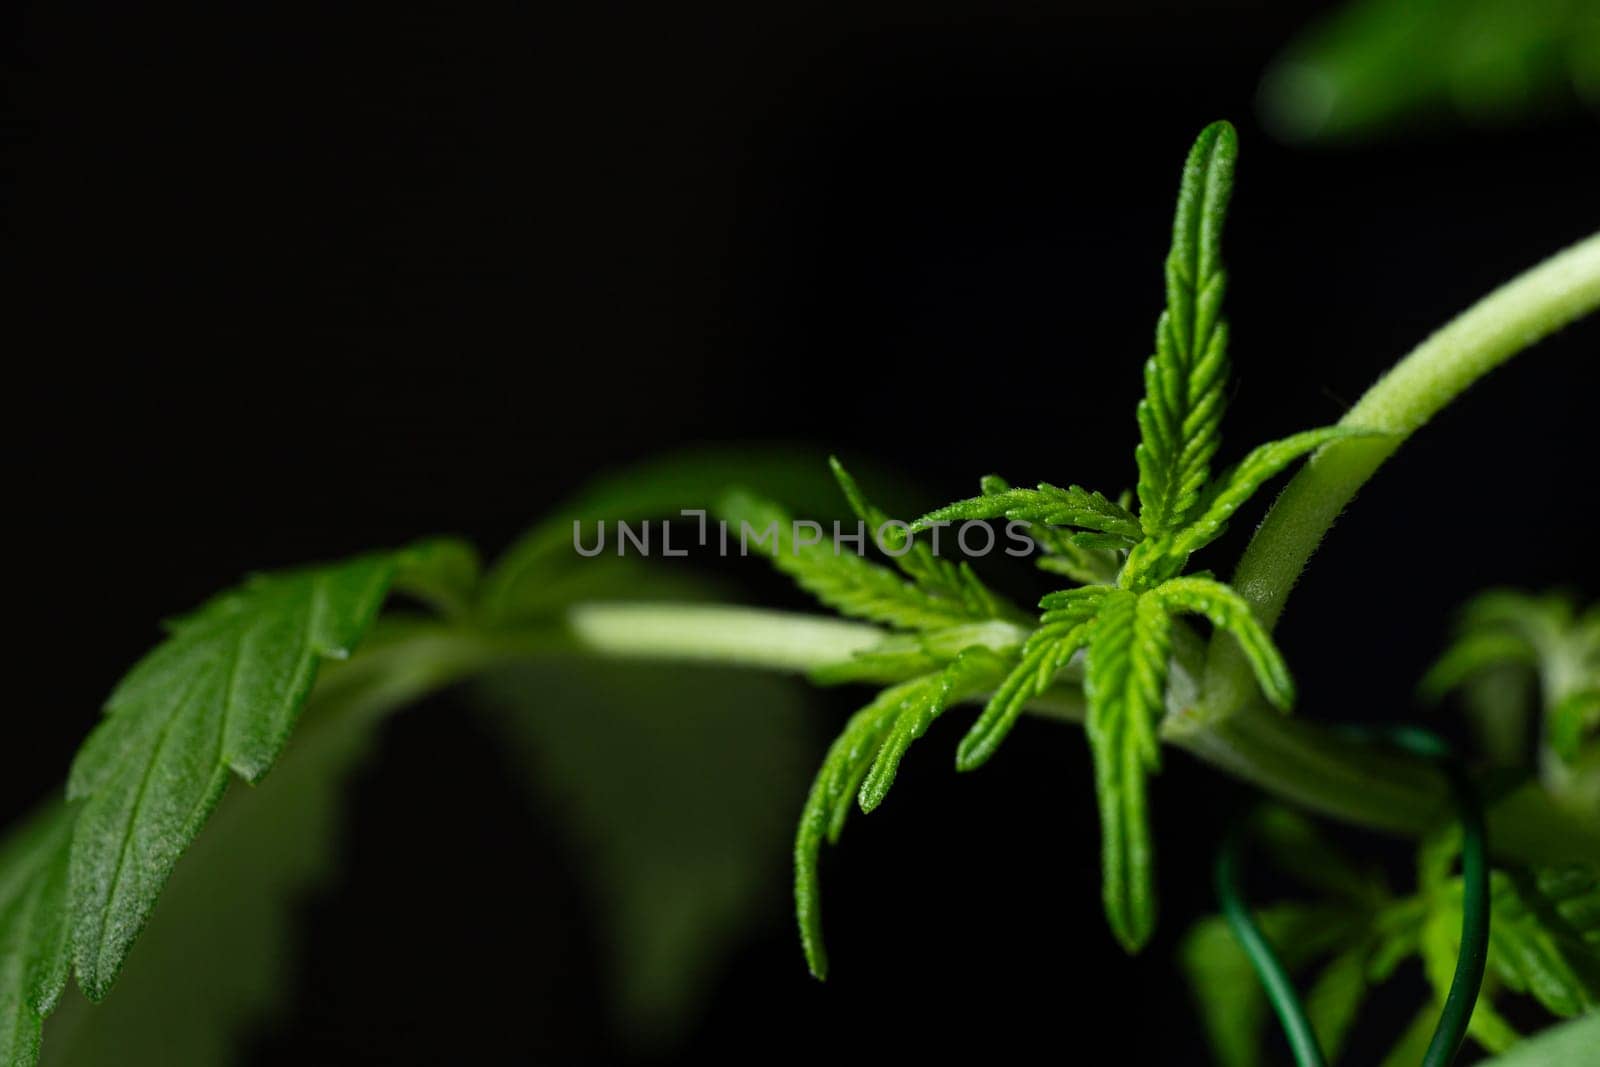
{"left": 3, "top": 1, "right": 1597, "bottom": 1063}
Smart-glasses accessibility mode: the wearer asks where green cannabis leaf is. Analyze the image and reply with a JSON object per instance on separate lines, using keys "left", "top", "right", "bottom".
{"left": 769, "top": 120, "right": 1377, "bottom": 970}
{"left": 718, "top": 489, "right": 1016, "bottom": 633}
{"left": 717, "top": 456, "right": 1029, "bottom": 629}
{"left": 0, "top": 808, "right": 71, "bottom": 1067}
{"left": 65, "top": 554, "right": 396, "bottom": 999}
{"left": 1082, "top": 590, "right": 1170, "bottom": 949}
{"left": 796, "top": 648, "right": 1010, "bottom": 978}
{"left": 0, "top": 547, "right": 427, "bottom": 1067}
{"left": 726, "top": 461, "right": 1024, "bottom": 978}
{"left": 1135, "top": 119, "right": 1236, "bottom": 537}
{"left": 972, "top": 476, "right": 1124, "bottom": 585}
{"left": 36, "top": 690, "right": 378, "bottom": 1067}
{"left": 0, "top": 546, "right": 529, "bottom": 1067}
{"left": 916, "top": 482, "right": 1143, "bottom": 543}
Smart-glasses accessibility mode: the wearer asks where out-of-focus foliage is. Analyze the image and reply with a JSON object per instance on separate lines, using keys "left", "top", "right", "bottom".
{"left": 471, "top": 451, "right": 862, "bottom": 1037}
{"left": 1184, "top": 807, "right": 1600, "bottom": 1065}
{"left": 467, "top": 449, "right": 865, "bottom": 1040}
{"left": 1423, "top": 591, "right": 1600, "bottom": 816}
{"left": 478, "top": 446, "right": 890, "bottom": 623}
{"left": 1183, "top": 902, "right": 1373, "bottom": 1067}
{"left": 1261, "top": 0, "right": 1600, "bottom": 141}
{"left": 0, "top": 807, "right": 69, "bottom": 1067}
{"left": 1475, "top": 1011, "right": 1600, "bottom": 1064}
{"left": 474, "top": 661, "right": 811, "bottom": 1045}
{"left": 1185, "top": 591, "right": 1600, "bottom": 1065}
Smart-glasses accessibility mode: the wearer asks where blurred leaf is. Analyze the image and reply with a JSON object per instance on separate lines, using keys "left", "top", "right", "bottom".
{"left": 1252, "top": 807, "right": 1385, "bottom": 907}
{"left": 1182, "top": 904, "right": 1365, "bottom": 1067}
{"left": 479, "top": 447, "right": 904, "bottom": 622}
{"left": 1475, "top": 1012, "right": 1600, "bottom": 1065}
{"left": 1550, "top": 688, "right": 1600, "bottom": 762}
{"left": 1261, "top": 0, "right": 1600, "bottom": 142}
{"left": 474, "top": 660, "right": 812, "bottom": 1046}
{"left": 1423, "top": 590, "right": 1600, "bottom": 782}
{"left": 1193, "top": 816, "right": 1600, "bottom": 1067}
{"left": 1305, "top": 944, "right": 1370, "bottom": 1062}
{"left": 393, "top": 537, "right": 482, "bottom": 618}
{"left": 1378, "top": 1006, "right": 1439, "bottom": 1067}
{"left": 0, "top": 806, "right": 71, "bottom": 1067}
{"left": 1489, "top": 865, "right": 1600, "bottom": 1016}
{"left": 1462, "top": 666, "right": 1538, "bottom": 766}
{"left": 1419, "top": 875, "right": 1520, "bottom": 1055}
{"left": 1419, "top": 630, "right": 1536, "bottom": 705}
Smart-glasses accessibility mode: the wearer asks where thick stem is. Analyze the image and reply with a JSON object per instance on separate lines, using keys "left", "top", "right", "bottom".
{"left": 315, "top": 600, "right": 1594, "bottom": 863}
{"left": 1204, "top": 231, "right": 1600, "bottom": 713}
{"left": 565, "top": 603, "right": 885, "bottom": 671}
{"left": 1178, "top": 230, "right": 1600, "bottom": 856}
{"left": 543, "top": 601, "right": 1595, "bottom": 862}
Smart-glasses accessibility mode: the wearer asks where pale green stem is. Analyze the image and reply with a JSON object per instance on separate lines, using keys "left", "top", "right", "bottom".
{"left": 1204, "top": 231, "right": 1600, "bottom": 715}
{"left": 543, "top": 601, "right": 1597, "bottom": 862}
{"left": 566, "top": 603, "right": 884, "bottom": 672}
{"left": 308, "top": 597, "right": 1591, "bottom": 865}
{"left": 1172, "top": 230, "right": 1600, "bottom": 858}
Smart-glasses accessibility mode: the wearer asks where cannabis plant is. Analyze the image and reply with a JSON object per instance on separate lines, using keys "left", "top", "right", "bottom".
{"left": 2, "top": 121, "right": 1598, "bottom": 1066}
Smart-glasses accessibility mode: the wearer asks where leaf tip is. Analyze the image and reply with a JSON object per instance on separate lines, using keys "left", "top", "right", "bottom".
{"left": 1194, "top": 119, "right": 1238, "bottom": 165}
{"left": 954, "top": 732, "right": 993, "bottom": 773}
{"left": 73, "top": 959, "right": 114, "bottom": 1005}
{"left": 1112, "top": 921, "right": 1154, "bottom": 955}
{"left": 797, "top": 906, "right": 830, "bottom": 982}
